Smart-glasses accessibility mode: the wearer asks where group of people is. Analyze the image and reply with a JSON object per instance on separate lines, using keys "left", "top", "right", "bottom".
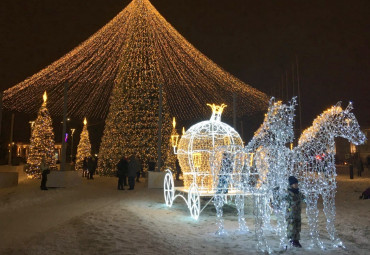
{"left": 116, "top": 155, "right": 142, "bottom": 190}
{"left": 82, "top": 156, "right": 97, "bottom": 179}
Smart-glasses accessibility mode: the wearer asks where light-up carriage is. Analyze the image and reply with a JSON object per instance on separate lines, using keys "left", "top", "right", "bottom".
{"left": 163, "top": 104, "right": 246, "bottom": 220}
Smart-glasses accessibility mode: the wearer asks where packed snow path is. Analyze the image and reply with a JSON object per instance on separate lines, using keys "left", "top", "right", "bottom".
{"left": 0, "top": 171, "right": 369, "bottom": 255}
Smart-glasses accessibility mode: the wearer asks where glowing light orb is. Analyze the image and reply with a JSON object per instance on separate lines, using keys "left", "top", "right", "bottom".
{"left": 177, "top": 104, "right": 243, "bottom": 191}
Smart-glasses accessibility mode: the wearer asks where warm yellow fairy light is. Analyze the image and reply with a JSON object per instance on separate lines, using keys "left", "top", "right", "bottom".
{"left": 3, "top": 0, "right": 268, "bottom": 120}
{"left": 43, "top": 91, "right": 47, "bottom": 105}
{"left": 171, "top": 134, "right": 179, "bottom": 147}
{"left": 249, "top": 152, "right": 254, "bottom": 167}
{"left": 192, "top": 153, "right": 202, "bottom": 168}
{"left": 177, "top": 104, "right": 243, "bottom": 191}
{"left": 83, "top": 117, "right": 87, "bottom": 126}
{"left": 182, "top": 127, "right": 186, "bottom": 135}
{"left": 172, "top": 117, "right": 176, "bottom": 129}
{"left": 207, "top": 103, "right": 227, "bottom": 115}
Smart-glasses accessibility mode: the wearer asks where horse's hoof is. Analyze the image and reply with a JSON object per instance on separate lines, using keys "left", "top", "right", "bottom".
{"left": 333, "top": 239, "right": 345, "bottom": 249}
{"left": 215, "top": 229, "right": 228, "bottom": 236}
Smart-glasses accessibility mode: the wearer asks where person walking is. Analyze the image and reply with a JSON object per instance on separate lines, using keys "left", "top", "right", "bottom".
{"left": 117, "top": 156, "right": 128, "bottom": 190}
{"left": 82, "top": 157, "right": 88, "bottom": 177}
{"left": 128, "top": 155, "right": 140, "bottom": 190}
{"left": 40, "top": 157, "right": 50, "bottom": 190}
{"left": 87, "top": 157, "right": 95, "bottom": 180}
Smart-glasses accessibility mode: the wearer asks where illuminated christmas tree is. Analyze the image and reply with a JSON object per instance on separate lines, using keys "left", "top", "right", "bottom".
{"left": 26, "top": 92, "right": 57, "bottom": 178}
{"left": 98, "top": 10, "right": 171, "bottom": 175}
{"left": 75, "top": 118, "right": 91, "bottom": 170}
{"left": 5, "top": 0, "right": 269, "bottom": 174}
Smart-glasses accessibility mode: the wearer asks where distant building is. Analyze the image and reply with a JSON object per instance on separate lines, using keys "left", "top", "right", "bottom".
{"left": 15, "top": 143, "right": 62, "bottom": 161}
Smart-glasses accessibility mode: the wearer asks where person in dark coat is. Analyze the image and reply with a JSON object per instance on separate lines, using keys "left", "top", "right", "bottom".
{"left": 284, "top": 176, "right": 305, "bottom": 248}
{"left": 359, "top": 187, "right": 370, "bottom": 199}
{"left": 40, "top": 157, "right": 50, "bottom": 190}
{"left": 128, "top": 155, "right": 141, "bottom": 190}
{"left": 148, "top": 158, "right": 156, "bottom": 172}
{"left": 175, "top": 159, "right": 181, "bottom": 181}
{"left": 82, "top": 157, "right": 88, "bottom": 177}
{"left": 117, "top": 156, "right": 128, "bottom": 190}
{"left": 87, "top": 157, "right": 96, "bottom": 180}
{"left": 136, "top": 157, "right": 142, "bottom": 183}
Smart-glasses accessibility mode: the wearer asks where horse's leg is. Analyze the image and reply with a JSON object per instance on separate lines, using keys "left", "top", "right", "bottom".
{"left": 253, "top": 193, "right": 272, "bottom": 253}
{"left": 274, "top": 197, "right": 288, "bottom": 249}
{"left": 305, "top": 192, "right": 324, "bottom": 249}
{"left": 322, "top": 188, "right": 345, "bottom": 248}
{"left": 214, "top": 194, "right": 226, "bottom": 235}
{"left": 262, "top": 193, "right": 272, "bottom": 230}
{"left": 235, "top": 194, "right": 248, "bottom": 232}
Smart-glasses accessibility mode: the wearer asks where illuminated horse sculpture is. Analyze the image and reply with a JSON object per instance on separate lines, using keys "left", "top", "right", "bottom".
{"left": 292, "top": 102, "right": 366, "bottom": 248}
{"left": 239, "top": 97, "right": 296, "bottom": 251}
{"left": 212, "top": 98, "right": 296, "bottom": 242}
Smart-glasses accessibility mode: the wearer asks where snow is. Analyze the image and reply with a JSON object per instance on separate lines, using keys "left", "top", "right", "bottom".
{"left": 0, "top": 168, "right": 369, "bottom": 255}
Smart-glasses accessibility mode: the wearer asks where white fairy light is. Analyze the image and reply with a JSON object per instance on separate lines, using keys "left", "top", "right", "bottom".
{"left": 241, "top": 97, "right": 297, "bottom": 251}
{"left": 163, "top": 98, "right": 365, "bottom": 253}
{"left": 292, "top": 102, "right": 366, "bottom": 249}
{"left": 176, "top": 104, "right": 245, "bottom": 233}
{"left": 176, "top": 104, "right": 243, "bottom": 192}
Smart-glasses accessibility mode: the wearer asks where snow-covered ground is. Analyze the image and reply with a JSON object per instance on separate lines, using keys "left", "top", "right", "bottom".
{"left": 0, "top": 168, "right": 369, "bottom": 255}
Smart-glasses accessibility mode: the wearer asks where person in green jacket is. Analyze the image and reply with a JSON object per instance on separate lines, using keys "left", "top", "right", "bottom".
{"left": 285, "top": 176, "right": 305, "bottom": 248}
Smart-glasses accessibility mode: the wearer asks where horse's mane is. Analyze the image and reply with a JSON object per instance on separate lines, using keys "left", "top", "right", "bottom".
{"left": 251, "top": 101, "right": 283, "bottom": 140}
{"left": 298, "top": 105, "right": 343, "bottom": 145}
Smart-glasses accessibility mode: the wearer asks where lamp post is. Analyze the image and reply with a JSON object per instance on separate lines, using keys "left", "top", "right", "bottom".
{"left": 70, "top": 128, "right": 75, "bottom": 162}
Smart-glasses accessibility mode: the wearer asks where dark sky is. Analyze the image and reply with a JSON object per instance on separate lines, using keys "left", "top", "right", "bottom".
{"left": 0, "top": 0, "right": 369, "bottom": 134}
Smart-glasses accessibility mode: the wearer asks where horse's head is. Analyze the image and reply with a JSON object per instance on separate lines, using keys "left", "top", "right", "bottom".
{"left": 334, "top": 102, "right": 366, "bottom": 145}
{"left": 266, "top": 97, "right": 297, "bottom": 143}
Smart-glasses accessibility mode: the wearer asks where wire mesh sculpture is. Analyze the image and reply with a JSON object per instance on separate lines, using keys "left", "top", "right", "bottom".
{"left": 164, "top": 104, "right": 244, "bottom": 222}
{"left": 240, "top": 97, "right": 297, "bottom": 252}
{"left": 292, "top": 102, "right": 366, "bottom": 249}
{"left": 164, "top": 99, "right": 366, "bottom": 253}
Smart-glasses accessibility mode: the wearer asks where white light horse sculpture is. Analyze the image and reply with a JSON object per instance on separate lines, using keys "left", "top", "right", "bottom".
{"left": 292, "top": 102, "right": 366, "bottom": 248}
{"left": 241, "top": 97, "right": 296, "bottom": 251}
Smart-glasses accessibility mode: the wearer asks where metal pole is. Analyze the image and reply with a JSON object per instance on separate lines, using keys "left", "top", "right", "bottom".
{"left": 0, "top": 91, "right": 3, "bottom": 137}
{"left": 296, "top": 55, "right": 302, "bottom": 132}
{"left": 61, "top": 82, "right": 68, "bottom": 171}
{"left": 233, "top": 93, "right": 237, "bottom": 129}
{"left": 156, "top": 84, "right": 163, "bottom": 172}
{"left": 8, "top": 113, "right": 14, "bottom": 165}
{"left": 70, "top": 128, "right": 75, "bottom": 162}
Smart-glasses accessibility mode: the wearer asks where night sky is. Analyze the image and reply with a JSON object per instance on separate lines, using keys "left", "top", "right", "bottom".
{"left": 0, "top": 0, "right": 369, "bottom": 146}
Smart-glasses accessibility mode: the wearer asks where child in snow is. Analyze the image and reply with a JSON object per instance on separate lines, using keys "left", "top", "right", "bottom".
{"left": 285, "top": 176, "right": 305, "bottom": 248}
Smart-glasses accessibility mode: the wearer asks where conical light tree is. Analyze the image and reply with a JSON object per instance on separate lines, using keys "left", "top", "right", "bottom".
{"left": 98, "top": 8, "right": 172, "bottom": 175}
{"left": 75, "top": 118, "right": 91, "bottom": 170}
{"left": 26, "top": 91, "right": 57, "bottom": 178}
{"left": 4, "top": 0, "right": 268, "bottom": 120}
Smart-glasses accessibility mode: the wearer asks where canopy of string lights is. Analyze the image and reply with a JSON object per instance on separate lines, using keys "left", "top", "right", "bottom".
{"left": 3, "top": 0, "right": 268, "bottom": 120}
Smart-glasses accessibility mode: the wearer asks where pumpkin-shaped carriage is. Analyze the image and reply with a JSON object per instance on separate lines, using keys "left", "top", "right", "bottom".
{"left": 163, "top": 104, "right": 250, "bottom": 219}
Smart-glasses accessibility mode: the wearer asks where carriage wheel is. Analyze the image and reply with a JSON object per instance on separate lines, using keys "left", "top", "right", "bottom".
{"left": 188, "top": 183, "right": 200, "bottom": 220}
{"left": 164, "top": 170, "right": 175, "bottom": 207}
